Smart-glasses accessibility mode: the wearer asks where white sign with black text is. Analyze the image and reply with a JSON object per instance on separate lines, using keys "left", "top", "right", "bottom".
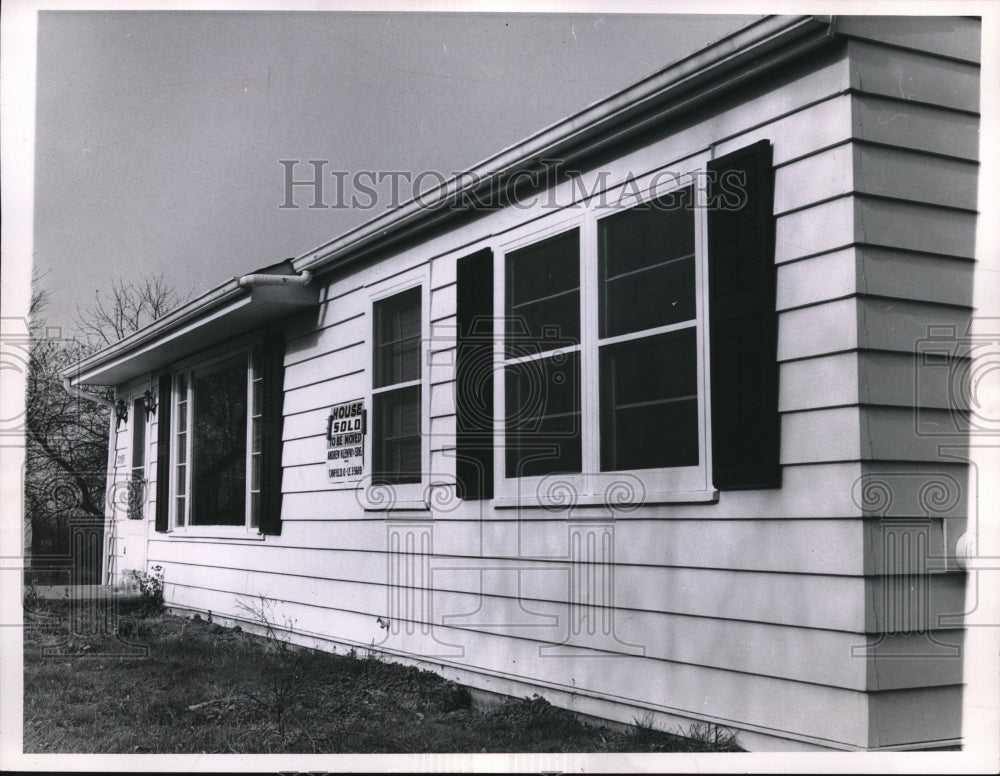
{"left": 326, "top": 399, "right": 366, "bottom": 483}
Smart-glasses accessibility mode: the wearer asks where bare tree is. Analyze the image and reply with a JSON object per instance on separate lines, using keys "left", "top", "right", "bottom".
{"left": 74, "top": 275, "right": 182, "bottom": 350}
{"left": 25, "top": 273, "right": 183, "bottom": 583}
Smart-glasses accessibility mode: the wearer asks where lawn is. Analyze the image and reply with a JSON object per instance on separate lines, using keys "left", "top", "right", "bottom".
{"left": 23, "top": 596, "right": 742, "bottom": 754}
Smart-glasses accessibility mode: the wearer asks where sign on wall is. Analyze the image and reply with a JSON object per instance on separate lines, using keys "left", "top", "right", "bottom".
{"left": 326, "top": 399, "right": 366, "bottom": 483}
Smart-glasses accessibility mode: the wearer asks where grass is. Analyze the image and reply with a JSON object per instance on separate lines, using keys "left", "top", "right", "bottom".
{"left": 23, "top": 598, "right": 743, "bottom": 754}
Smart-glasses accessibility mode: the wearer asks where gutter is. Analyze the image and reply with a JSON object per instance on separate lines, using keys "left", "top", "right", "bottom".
{"left": 63, "top": 268, "right": 314, "bottom": 388}
{"left": 237, "top": 270, "right": 313, "bottom": 288}
{"left": 62, "top": 375, "right": 115, "bottom": 409}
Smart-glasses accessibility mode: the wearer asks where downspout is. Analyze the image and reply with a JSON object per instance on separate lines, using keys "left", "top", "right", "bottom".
{"left": 62, "top": 375, "right": 115, "bottom": 409}
{"left": 237, "top": 269, "right": 313, "bottom": 288}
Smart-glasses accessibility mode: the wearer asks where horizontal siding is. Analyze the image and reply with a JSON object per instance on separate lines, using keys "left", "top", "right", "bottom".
{"left": 157, "top": 559, "right": 963, "bottom": 692}
{"left": 854, "top": 196, "right": 977, "bottom": 259}
{"left": 834, "top": 16, "right": 980, "bottom": 64}
{"left": 847, "top": 39, "right": 980, "bottom": 113}
{"left": 152, "top": 516, "right": 870, "bottom": 575}
{"left": 853, "top": 143, "right": 978, "bottom": 210}
{"left": 776, "top": 248, "right": 855, "bottom": 310}
{"left": 857, "top": 248, "right": 973, "bottom": 308}
{"left": 852, "top": 95, "right": 979, "bottom": 161}
{"left": 867, "top": 685, "right": 963, "bottom": 748}
{"left": 858, "top": 297, "right": 971, "bottom": 356}
{"left": 775, "top": 196, "right": 855, "bottom": 263}
{"left": 846, "top": 25, "right": 976, "bottom": 704}
{"left": 777, "top": 298, "right": 857, "bottom": 361}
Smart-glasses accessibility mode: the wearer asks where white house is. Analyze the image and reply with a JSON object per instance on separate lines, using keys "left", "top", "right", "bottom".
{"left": 64, "top": 15, "right": 981, "bottom": 751}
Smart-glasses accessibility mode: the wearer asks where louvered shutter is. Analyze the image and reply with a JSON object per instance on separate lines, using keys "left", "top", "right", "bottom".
{"left": 707, "top": 140, "right": 780, "bottom": 490}
{"left": 456, "top": 249, "right": 494, "bottom": 500}
{"left": 258, "top": 331, "right": 285, "bottom": 535}
{"left": 154, "top": 372, "right": 172, "bottom": 532}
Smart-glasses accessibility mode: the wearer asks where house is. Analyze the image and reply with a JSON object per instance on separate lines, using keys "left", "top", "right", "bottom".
{"left": 63, "top": 15, "right": 981, "bottom": 751}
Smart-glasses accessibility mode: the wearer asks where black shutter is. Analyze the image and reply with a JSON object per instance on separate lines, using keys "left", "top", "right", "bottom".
{"left": 707, "top": 140, "right": 780, "bottom": 490}
{"left": 154, "top": 373, "right": 172, "bottom": 532}
{"left": 456, "top": 249, "right": 494, "bottom": 500}
{"left": 259, "top": 331, "right": 286, "bottom": 535}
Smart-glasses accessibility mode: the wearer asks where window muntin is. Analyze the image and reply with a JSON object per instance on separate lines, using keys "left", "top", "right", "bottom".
{"left": 503, "top": 228, "right": 582, "bottom": 478}
{"left": 372, "top": 288, "right": 422, "bottom": 485}
{"left": 172, "top": 352, "right": 256, "bottom": 529}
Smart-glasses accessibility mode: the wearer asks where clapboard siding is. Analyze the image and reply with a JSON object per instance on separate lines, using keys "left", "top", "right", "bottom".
{"left": 858, "top": 248, "right": 974, "bottom": 308}
{"left": 855, "top": 196, "right": 977, "bottom": 258}
{"left": 852, "top": 95, "right": 979, "bottom": 162}
{"left": 853, "top": 143, "right": 978, "bottom": 210}
{"left": 776, "top": 249, "right": 855, "bottom": 310}
{"left": 847, "top": 39, "right": 979, "bottom": 113}
{"left": 775, "top": 197, "right": 855, "bottom": 263}
{"left": 867, "top": 686, "right": 963, "bottom": 749}
{"left": 153, "top": 516, "right": 871, "bottom": 575}
{"left": 278, "top": 461, "right": 862, "bottom": 520}
{"left": 834, "top": 15, "right": 980, "bottom": 63}
{"left": 848, "top": 23, "right": 974, "bottom": 683}
{"left": 777, "top": 298, "right": 857, "bottom": 361}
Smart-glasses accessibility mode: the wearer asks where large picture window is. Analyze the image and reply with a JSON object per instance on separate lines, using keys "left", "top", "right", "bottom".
{"left": 160, "top": 334, "right": 285, "bottom": 534}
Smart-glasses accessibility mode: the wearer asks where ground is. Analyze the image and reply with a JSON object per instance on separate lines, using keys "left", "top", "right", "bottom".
{"left": 22, "top": 595, "right": 743, "bottom": 754}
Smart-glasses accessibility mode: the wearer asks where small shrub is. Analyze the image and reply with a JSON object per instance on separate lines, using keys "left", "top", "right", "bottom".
{"left": 126, "top": 565, "right": 164, "bottom": 615}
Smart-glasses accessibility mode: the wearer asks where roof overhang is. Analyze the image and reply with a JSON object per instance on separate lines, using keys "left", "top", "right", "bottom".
{"left": 64, "top": 280, "right": 317, "bottom": 387}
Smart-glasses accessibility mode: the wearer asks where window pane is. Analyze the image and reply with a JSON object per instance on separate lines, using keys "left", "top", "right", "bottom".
{"left": 600, "top": 329, "right": 699, "bottom": 471}
{"left": 191, "top": 358, "right": 248, "bottom": 525}
{"left": 599, "top": 189, "right": 696, "bottom": 337}
{"left": 373, "top": 385, "right": 421, "bottom": 485}
{"left": 505, "top": 352, "right": 581, "bottom": 477}
{"left": 506, "top": 229, "right": 579, "bottom": 354}
{"left": 374, "top": 287, "right": 421, "bottom": 388}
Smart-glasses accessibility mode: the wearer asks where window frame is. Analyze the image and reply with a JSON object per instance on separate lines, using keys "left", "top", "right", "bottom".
{"left": 361, "top": 269, "right": 431, "bottom": 511}
{"left": 492, "top": 158, "right": 716, "bottom": 508}
{"left": 166, "top": 338, "right": 265, "bottom": 538}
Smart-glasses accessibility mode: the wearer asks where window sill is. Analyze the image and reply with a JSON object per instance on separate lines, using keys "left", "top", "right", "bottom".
{"left": 493, "top": 488, "right": 719, "bottom": 510}
{"left": 165, "top": 527, "right": 266, "bottom": 541}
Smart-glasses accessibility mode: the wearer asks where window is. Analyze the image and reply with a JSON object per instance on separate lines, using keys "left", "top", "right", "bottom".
{"left": 500, "top": 191, "right": 703, "bottom": 495}
{"left": 128, "top": 398, "right": 146, "bottom": 519}
{"left": 489, "top": 141, "right": 779, "bottom": 503}
{"left": 504, "top": 229, "right": 581, "bottom": 478}
{"left": 174, "top": 354, "right": 250, "bottom": 527}
{"left": 372, "top": 287, "right": 422, "bottom": 485}
{"left": 156, "top": 333, "right": 285, "bottom": 535}
{"left": 597, "top": 189, "right": 699, "bottom": 471}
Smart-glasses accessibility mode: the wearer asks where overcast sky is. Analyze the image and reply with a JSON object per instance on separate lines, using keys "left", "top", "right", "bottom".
{"left": 29, "top": 8, "right": 760, "bottom": 333}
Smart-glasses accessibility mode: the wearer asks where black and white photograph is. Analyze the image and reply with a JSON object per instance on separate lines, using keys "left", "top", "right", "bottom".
{"left": 1, "top": 1, "right": 998, "bottom": 772}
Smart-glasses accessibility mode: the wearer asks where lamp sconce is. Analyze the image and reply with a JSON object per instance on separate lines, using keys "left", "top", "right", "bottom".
{"left": 114, "top": 398, "right": 129, "bottom": 428}
{"left": 142, "top": 388, "right": 157, "bottom": 417}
